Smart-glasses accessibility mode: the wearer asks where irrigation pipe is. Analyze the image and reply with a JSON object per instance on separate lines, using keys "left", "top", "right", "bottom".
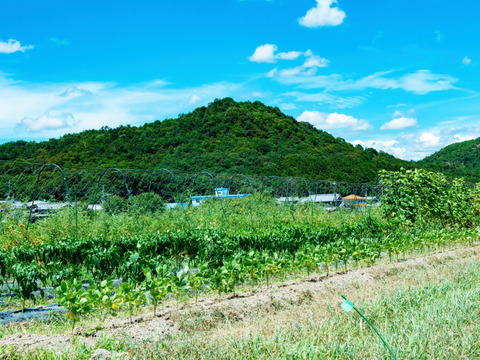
{"left": 340, "top": 295, "right": 397, "bottom": 360}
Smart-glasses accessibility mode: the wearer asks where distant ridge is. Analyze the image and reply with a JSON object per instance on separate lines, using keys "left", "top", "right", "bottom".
{"left": 419, "top": 137, "right": 480, "bottom": 182}
{"left": 0, "top": 98, "right": 414, "bottom": 183}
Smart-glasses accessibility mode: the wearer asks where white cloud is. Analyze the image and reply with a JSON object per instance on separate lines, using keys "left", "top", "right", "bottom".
{"left": 59, "top": 86, "right": 92, "bottom": 99}
{"left": 189, "top": 94, "right": 201, "bottom": 105}
{"left": 279, "top": 103, "right": 297, "bottom": 110}
{"left": 351, "top": 139, "right": 410, "bottom": 159}
{"left": 249, "top": 91, "right": 265, "bottom": 98}
{"left": 248, "top": 44, "right": 302, "bottom": 63}
{"left": 381, "top": 117, "right": 417, "bottom": 130}
{"left": 282, "top": 91, "right": 365, "bottom": 109}
{"left": 387, "top": 103, "right": 408, "bottom": 109}
{"left": 462, "top": 56, "right": 471, "bottom": 65}
{"left": 277, "top": 50, "right": 329, "bottom": 78}
{"left": 398, "top": 71, "right": 457, "bottom": 94}
{"left": 350, "top": 117, "right": 480, "bottom": 161}
{"left": 277, "top": 51, "right": 302, "bottom": 60}
{"left": 299, "top": 0, "right": 346, "bottom": 28}
{"left": 148, "top": 79, "right": 170, "bottom": 87}
{"left": 392, "top": 110, "right": 403, "bottom": 118}
{"left": 249, "top": 44, "right": 277, "bottom": 63}
{"left": 451, "top": 134, "right": 476, "bottom": 144}
{"left": 351, "top": 70, "right": 457, "bottom": 94}
{"left": 0, "top": 39, "right": 34, "bottom": 54}
{"left": 18, "top": 112, "right": 76, "bottom": 131}
{"left": 419, "top": 133, "right": 441, "bottom": 147}
{"left": 266, "top": 68, "right": 278, "bottom": 77}
{"left": 351, "top": 136, "right": 442, "bottom": 161}
{"left": 303, "top": 50, "right": 328, "bottom": 67}
{"left": 298, "top": 110, "right": 371, "bottom": 131}
{"left": 0, "top": 72, "right": 242, "bottom": 140}
{"left": 269, "top": 69, "right": 457, "bottom": 94}
{"left": 250, "top": 46, "right": 330, "bottom": 80}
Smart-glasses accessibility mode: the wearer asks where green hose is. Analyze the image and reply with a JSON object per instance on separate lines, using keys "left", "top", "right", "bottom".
{"left": 341, "top": 295, "right": 398, "bottom": 360}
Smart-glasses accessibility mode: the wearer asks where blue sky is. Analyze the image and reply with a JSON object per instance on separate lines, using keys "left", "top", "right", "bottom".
{"left": 1, "top": 0, "right": 479, "bottom": 160}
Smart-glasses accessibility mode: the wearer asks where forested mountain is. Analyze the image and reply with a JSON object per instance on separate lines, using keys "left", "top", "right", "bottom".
{"left": 0, "top": 98, "right": 414, "bottom": 182}
{"left": 419, "top": 137, "right": 480, "bottom": 182}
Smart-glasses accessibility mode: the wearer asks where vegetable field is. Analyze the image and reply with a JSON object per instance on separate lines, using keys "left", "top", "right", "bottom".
{"left": 0, "top": 165, "right": 479, "bottom": 336}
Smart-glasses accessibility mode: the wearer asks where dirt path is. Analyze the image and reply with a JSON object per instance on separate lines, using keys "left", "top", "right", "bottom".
{"left": 1, "top": 244, "right": 479, "bottom": 355}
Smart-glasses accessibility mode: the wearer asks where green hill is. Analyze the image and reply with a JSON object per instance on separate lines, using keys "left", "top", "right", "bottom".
{"left": 418, "top": 137, "right": 480, "bottom": 182}
{"left": 0, "top": 98, "right": 414, "bottom": 182}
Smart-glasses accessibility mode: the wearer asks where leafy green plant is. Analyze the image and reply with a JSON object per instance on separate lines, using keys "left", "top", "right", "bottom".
{"left": 380, "top": 168, "right": 480, "bottom": 227}
{"left": 103, "top": 195, "right": 131, "bottom": 215}
{"left": 57, "top": 278, "right": 94, "bottom": 333}
{"left": 242, "top": 251, "right": 261, "bottom": 285}
{"left": 295, "top": 246, "right": 322, "bottom": 278}
{"left": 9, "top": 262, "right": 45, "bottom": 312}
{"left": 166, "top": 265, "right": 190, "bottom": 311}
{"left": 114, "top": 281, "right": 146, "bottom": 323}
{"left": 210, "top": 266, "right": 231, "bottom": 298}
{"left": 222, "top": 255, "right": 245, "bottom": 297}
{"left": 143, "top": 265, "right": 170, "bottom": 316}
{"left": 0, "top": 250, "right": 12, "bottom": 297}
{"left": 259, "top": 251, "right": 281, "bottom": 288}
{"left": 87, "top": 278, "right": 118, "bottom": 321}
{"left": 132, "top": 192, "right": 165, "bottom": 215}
{"left": 120, "top": 252, "right": 143, "bottom": 281}
{"left": 188, "top": 261, "right": 210, "bottom": 305}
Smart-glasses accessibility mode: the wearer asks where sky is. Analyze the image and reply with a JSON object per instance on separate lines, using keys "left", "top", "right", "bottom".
{"left": 1, "top": 0, "right": 479, "bottom": 161}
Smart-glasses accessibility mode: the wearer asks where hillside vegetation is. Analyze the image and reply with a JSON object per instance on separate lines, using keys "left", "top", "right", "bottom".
{"left": 419, "top": 137, "right": 480, "bottom": 182}
{"left": 0, "top": 98, "right": 413, "bottom": 183}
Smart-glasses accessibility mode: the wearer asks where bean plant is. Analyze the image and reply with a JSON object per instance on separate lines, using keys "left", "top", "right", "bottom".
{"left": 57, "top": 278, "right": 93, "bottom": 333}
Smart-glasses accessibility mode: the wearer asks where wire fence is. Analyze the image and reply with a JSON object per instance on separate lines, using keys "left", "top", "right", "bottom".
{"left": 0, "top": 159, "right": 397, "bottom": 246}
{"left": 1, "top": 159, "right": 479, "bottom": 246}
{"left": 0, "top": 160, "right": 386, "bottom": 212}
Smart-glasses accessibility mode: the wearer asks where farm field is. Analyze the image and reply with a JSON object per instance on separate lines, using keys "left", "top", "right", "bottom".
{"left": 1, "top": 244, "right": 480, "bottom": 359}
{"left": 0, "top": 167, "right": 479, "bottom": 358}
{"left": 2, "top": 0, "right": 480, "bottom": 358}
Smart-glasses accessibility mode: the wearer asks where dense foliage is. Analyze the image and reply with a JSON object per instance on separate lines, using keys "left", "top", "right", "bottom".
{"left": 0, "top": 98, "right": 414, "bottom": 183}
{"left": 419, "top": 137, "right": 480, "bottom": 182}
{"left": 380, "top": 168, "right": 480, "bottom": 227}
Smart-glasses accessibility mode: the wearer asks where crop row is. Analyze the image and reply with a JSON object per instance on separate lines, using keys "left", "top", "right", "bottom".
{"left": 0, "top": 217, "right": 388, "bottom": 288}
{"left": 2, "top": 223, "right": 478, "bottom": 323}
{"left": 57, "top": 225, "right": 479, "bottom": 332}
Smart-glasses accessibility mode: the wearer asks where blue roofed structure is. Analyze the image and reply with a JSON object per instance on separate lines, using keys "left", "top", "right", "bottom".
{"left": 192, "top": 188, "right": 248, "bottom": 206}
